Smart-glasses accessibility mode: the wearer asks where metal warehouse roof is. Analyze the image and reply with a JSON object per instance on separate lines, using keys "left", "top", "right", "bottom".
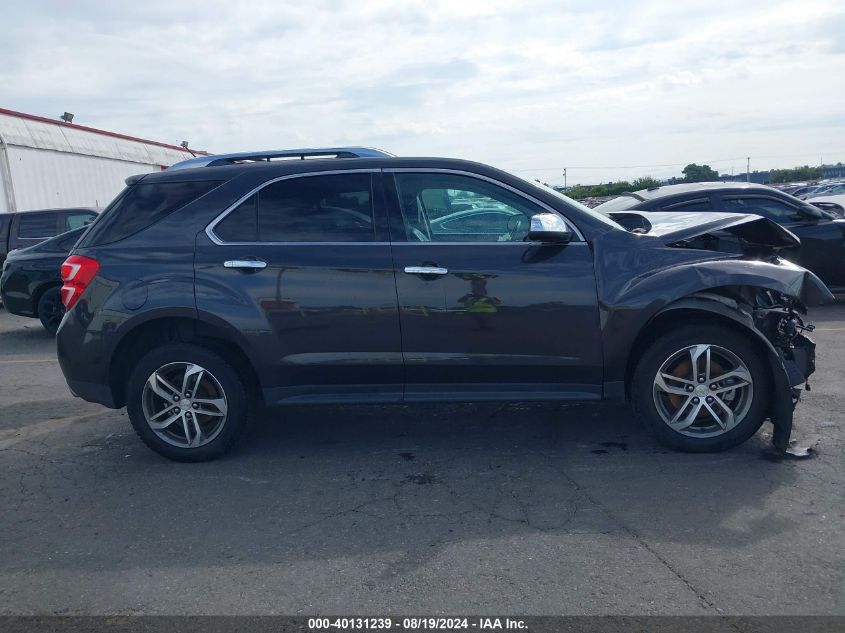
{"left": 0, "top": 107, "right": 205, "bottom": 167}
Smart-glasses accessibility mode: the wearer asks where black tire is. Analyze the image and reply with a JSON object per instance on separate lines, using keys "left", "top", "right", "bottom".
{"left": 632, "top": 324, "right": 770, "bottom": 452}
{"left": 126, "top": 343, "right": 249, "bottom": 462}
{"left": 37, "top": 287, "right": 65, "bottom": 335}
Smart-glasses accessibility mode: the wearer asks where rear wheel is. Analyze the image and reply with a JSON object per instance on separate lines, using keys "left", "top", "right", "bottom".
{"left": 632, "top": 324, "right": 770, "bottom": 452}
{"left": 126, "top": 344, "right": 249, "bottom": 461}
{"left": 37, "top": 287, "right": 65, "bottom": 335}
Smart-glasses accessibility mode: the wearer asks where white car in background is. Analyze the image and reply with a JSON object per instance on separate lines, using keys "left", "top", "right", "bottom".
{"left": 806, "top": 182, "right": 845, "bottom": 217}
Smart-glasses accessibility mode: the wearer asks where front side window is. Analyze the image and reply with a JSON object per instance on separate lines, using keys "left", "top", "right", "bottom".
{"left": 720, "top": 196, "right": 805, "bottom": 222}
{"left": 66, "top": 212, "right": 96, "bottom": 231}
{"left": 393, "top": 173, "right": 545, "bottom": 242}
{"left": 215, "top": 173, "right": 375, "bottom": 243}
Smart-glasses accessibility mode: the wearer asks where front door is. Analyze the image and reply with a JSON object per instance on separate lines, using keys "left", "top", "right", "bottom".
{"left": 385, "top": 170, "right": 603, "bottom": 401}
{"left": 194, "top": 170, "right": 403, "bottom": 404}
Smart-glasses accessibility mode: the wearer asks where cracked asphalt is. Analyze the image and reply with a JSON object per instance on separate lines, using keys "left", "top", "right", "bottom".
{"left": 0, "top": 305, "right": 843, "bottom": 616}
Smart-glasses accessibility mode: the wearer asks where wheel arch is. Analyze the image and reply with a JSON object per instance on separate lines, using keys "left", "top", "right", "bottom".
{"left": 32, "top": 281, "right": 62, "bottom": 316}
{"left": 108, "top": 314, "right": 262, "bottom": 409}
{"left": 623, "top": 292, "right": 780, "bottom": 401}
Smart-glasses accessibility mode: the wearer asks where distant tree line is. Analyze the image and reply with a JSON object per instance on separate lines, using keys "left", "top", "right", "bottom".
{"left": 562, "top": 162, "right": 831, "bottom": 201}
{"left": 563, "top": 177, "right": 661, "bottom": 200}
{"left": 769, "top": 165, "right": 823, "bottom": 183}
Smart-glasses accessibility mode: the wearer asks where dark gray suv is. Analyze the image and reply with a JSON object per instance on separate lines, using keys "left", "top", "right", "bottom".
{"left": 56, "top": 148, "right": 830, "bottom": 461}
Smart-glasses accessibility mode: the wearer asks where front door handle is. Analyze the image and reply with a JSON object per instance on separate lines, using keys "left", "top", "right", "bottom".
{"left": 404, "top": 266, "right": 448, "bottom": 275}
{"left": 224, "top": 259, "right": 267, "bottom": 270}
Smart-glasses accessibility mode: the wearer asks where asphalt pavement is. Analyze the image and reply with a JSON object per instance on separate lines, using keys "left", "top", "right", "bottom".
{"left": 0, "top": 306, "right": 843, "bottom": 615}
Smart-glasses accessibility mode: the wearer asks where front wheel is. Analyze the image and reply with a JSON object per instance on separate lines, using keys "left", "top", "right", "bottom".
{"left": 632, "top": 324, "right": 770, "bottom": 452}
{"left": 126, "top": 344, "right": 249, "bottom": 461}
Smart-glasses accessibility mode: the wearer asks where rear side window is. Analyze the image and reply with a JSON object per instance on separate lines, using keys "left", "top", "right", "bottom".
{"left": 662, "top": 198, "right": 712, "bottom": 212}
{"left": 18, "top": 213, "right": 58, "bottom": 238}
{"left": 212, "top": 173, "right": 374, "bottom": 243}
{"left": 215, "top": 196, "right": 258, "bottom": 242}
{"left": 83, "top": 180, "right": 220, "bottom": 246}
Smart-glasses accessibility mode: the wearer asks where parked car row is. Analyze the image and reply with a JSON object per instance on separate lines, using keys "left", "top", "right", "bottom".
{"left": 775, "top": 180, "right": 845, "bottom": 216}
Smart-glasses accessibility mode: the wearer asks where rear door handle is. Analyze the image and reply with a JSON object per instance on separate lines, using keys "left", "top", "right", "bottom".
{"left": 224, "top": 259, "right": 267, "bottom": 270}
{"left": 404, "top": 266, "right": 448, "bottom": 275}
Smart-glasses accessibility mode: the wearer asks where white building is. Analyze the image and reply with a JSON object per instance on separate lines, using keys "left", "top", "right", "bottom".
{"left": 0, "top": 108, "right": 202, "bottom": 213}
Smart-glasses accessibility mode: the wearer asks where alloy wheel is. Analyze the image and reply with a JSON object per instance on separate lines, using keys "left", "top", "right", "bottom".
{"left": 652, "top": 344, "right": 754, "bottom": 438}
{"left": 141, "top": 362, "right": 228, "bottom": 448}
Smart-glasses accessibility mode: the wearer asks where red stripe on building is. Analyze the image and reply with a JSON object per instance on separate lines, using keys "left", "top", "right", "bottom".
{"left": 0, "top": 107, "right": 207, "bottom": 155}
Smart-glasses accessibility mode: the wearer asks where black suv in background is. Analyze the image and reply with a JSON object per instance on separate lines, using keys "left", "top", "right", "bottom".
{"left": 1, "top": 226, "right": 87, "bottom": 333}
{"left": 0, "top": 208, "right": 97, "bottom": 269}
{"left": 594, "top": 183, "right": 845, "bottom": 290}
{"left": 56, "top": 148, "right": 830, "bottom": 461}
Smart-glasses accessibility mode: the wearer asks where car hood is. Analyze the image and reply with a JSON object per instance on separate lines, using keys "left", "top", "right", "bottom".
{"left": 607, "top": 211, "right": 800, "bottom": 250}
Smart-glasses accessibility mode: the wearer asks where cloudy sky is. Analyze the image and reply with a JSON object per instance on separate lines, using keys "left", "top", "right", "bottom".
{"left": 2, "top": 0, "right": 844, "bottom": 185}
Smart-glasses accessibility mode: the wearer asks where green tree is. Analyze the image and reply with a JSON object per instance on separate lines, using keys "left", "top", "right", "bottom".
{"left": 631, "top": 176, "right": 660, "bottom": 189}
{"left": 769, "top": 165, "right": 823, "bottom": 183}
{"left": 682, "top": 163, "right": 719, "bottom": 182}
{"left": 562, "top": 175, "right": 662, "bottom": 200}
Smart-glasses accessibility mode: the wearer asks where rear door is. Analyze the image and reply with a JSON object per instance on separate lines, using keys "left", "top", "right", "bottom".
{"left": 194, "top": 170, "right": 403, "bottom": 404}
{"left": 385, "top": 169, "right": 603, "bottom": 401}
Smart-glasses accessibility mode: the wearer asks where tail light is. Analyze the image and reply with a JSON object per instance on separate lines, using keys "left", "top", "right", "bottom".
{"left": 60, "top": 255, "right": 99, "bottom": 310}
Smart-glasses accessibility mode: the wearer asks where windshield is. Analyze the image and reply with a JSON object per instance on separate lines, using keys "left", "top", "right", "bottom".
{"left": 508, "top": 173, "right": 624, "bottom": 230}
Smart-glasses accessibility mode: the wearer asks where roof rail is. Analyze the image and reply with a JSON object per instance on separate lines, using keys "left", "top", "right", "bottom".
{"left": 167, "top": 147, "right": 394, "bottom": 171}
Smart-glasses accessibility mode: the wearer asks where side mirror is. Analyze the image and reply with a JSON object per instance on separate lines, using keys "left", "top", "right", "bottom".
{"left": 527, "top": 213, "right": 572, "bottom": 243}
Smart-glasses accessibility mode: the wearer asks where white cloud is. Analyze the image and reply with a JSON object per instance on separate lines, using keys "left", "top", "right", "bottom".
{"left": 2, "top": 0, "right": 844, "bottom": 184}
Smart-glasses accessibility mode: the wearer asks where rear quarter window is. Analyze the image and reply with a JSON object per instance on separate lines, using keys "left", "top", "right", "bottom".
{"left": 81, "top": 180, "right": 221, "bottom": 246}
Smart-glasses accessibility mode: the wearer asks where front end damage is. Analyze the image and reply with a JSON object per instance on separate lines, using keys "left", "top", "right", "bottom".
{"left": 750, "top": 289, "right": 818, "bottom": 450}
{"left": 594, "top": 212, "right": 834, "bottom": 451}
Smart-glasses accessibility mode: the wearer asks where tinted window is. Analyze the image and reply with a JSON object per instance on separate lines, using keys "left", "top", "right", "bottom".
{"left": 257, "top": 173, "right": 374, "bottom": 242}
{"left": 720, "top": 196, "right": 804, "bottom": 222}
{"left": 83, "top": 180, "right": 221, "bottom": 246}
{"left": 36, "top": 228, "right": 84, "bottom": 253}
{"left": 66, "top": 212, "right": 96, "bottom": 231}
{"left": 18, "top": 213, "right": 58, "bottom": 238}
{"left": 214, "top": 195, "right": 258, "bottom": 242}
{"left": 394, "top": 173, "right": 543, "bottom": 242}
{"left": 663, "top": 198, "right": 712, "bottom": 212}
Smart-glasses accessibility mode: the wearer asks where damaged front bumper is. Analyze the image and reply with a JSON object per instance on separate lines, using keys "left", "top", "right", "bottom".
{"left": 752, "top": 289, "right": 823, "bottom": 451}
{"left": 769, "top": 332, "right": 816, "bottom": 451}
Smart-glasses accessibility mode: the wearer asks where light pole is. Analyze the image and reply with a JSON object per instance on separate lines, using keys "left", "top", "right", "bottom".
{"left": 563, "top": 168, "right": 567, "bottom": 190}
